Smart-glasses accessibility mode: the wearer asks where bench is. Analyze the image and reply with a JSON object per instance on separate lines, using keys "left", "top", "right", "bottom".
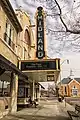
{"left": 17, "top": 101, "right": 30, "bottom": 108}
{"left": 17, "top": 98, "right": 30, "bottom": 108}
{"left": 67, "top": 104, "right": 80, "bottom": 120}
{"left": 27, "top": 99, "right": 39, "bottom": 108}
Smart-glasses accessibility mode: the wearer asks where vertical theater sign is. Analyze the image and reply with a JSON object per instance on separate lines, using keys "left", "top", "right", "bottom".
{"left": 20, "top": 6, "right": 60, "bottom": 82}
{"left": 36, "top": 7, "right": 45, "bottom": 59}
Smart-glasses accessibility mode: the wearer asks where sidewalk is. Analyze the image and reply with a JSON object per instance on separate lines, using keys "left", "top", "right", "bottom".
{"left": 0, "top": 99, "right": 75, "bottom": 120}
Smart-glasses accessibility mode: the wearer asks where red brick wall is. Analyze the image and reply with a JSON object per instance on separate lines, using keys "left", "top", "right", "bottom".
{"left": 59, "top": 79, "right": 80, "bottom": 97}
{"left": 68, "top": 80, "right": 80, "bottom": 97}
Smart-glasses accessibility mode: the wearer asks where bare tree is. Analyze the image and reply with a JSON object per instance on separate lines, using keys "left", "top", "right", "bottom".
{"left": 54, "top": 0, "right": 80, "bottom": 34}
{"left": 45, "top": 0, "right": 80, "bottom": 56}
{"left": 13, "top": 0, "right": 80, "bottom": 56}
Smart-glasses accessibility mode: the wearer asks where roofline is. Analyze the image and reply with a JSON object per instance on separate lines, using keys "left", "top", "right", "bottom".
{"left": 68, "top": 79, "right": 80, "bottom": 85}
{"left": 15, "top": 9, "right": 31, "bottom": 25}
{"left": 0, "top": 0, "right": 22, "bottom": 32}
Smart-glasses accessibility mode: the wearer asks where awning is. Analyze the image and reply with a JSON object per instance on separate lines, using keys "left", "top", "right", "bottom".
{"left": 0, "top": 54, "right": 28, "bottom": 80}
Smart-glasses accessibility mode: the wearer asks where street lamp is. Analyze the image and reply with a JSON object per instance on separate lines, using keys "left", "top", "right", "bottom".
{"left": 60, "top": 59, "right": 69, "bottom": 66}
{"left": 60, "top": 59, "right": 69, "bottom": 84}
{"left": 58, "top": 59, "right": 69, "bottom": 94}
{"left": 59, "top": 59, "right": 69, "bottom": 106}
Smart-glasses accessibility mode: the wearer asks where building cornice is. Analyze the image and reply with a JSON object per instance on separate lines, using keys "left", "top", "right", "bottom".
{"left": 0, "top": 0, "right": 22, "bottom": 32}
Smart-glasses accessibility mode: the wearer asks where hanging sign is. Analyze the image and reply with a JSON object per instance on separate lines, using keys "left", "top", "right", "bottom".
{"left": 36, "top": 6, "right": 45, "bottom": 59}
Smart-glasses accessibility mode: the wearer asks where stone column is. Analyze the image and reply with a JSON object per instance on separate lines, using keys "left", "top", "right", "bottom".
{"left": 37, "top": 85, "right": 40, "bottom": 101}
{"left": 10, "top": 72, "right": 18, "bottom": 113}
{"left": 35, "top": 84, "right": 38, "bottom": 99}
{"left": 30, "top": 81, "right": 35, "bottom": 101}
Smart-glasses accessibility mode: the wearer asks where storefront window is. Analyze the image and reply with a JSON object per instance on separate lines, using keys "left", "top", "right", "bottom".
{"left": 18, "top": 87, "right": 25, "bottom": 98}
{"left": 0, "top": 80, "right": 10, "bottom": 97}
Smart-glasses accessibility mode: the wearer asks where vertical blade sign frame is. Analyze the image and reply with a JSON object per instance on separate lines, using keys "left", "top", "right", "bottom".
{"left": 36, "top": 6, "right": 45, "bottom": 59}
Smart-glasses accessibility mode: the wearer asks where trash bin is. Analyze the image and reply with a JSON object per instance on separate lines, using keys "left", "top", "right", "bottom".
{"left": 58, "top": 97, "right": 62, "bottom": 102}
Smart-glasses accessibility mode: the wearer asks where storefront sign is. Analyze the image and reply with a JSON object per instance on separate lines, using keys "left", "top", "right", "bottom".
{"left": 36, "top": 6, "right": 45, "bottom": 59}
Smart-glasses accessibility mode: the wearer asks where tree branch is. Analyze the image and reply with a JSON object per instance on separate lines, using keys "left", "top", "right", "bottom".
{"left": 54, "top": 0, "right": 80, "bottom": 34}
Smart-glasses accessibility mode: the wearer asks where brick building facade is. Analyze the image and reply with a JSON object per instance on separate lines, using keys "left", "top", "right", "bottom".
{"left": 0, "top": 0, "right": 35, "bottom": 115}
{"left": 58, "top": 78, "right": 80, "bottom": 97}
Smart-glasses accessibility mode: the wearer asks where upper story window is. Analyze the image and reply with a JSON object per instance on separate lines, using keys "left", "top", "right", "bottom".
{"left": 4, "top": 21, "right": 15, "bottom": 50}
{"left": 24, "top": 29, "right": 31, "bottom": 46}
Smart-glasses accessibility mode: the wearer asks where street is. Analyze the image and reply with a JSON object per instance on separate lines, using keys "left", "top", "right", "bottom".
{"left": 0, "top": 98, "right": 75, "bottom": 120}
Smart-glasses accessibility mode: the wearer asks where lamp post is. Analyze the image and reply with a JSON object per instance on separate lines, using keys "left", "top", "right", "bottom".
{"left": 60, "top": 59, "right": 69, "bottom": 66}
{"left": 59, "top": 59, "right": 69, "bottom": 91}
{"left": 59, "top": 59, "right": 69, "bottom": 106}
{"left": 60, "top": 59, "right": 69, "bottom": 84}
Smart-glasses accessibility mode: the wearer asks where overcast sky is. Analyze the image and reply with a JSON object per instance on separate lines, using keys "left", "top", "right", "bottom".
{"left": 9, "top": 0, "right": 80, "bottom": 79}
